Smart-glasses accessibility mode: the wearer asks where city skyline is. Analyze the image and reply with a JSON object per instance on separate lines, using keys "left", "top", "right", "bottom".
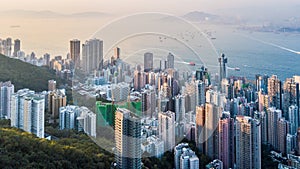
{"left": 1, "top": 1, "right": 300, "bottom": 169}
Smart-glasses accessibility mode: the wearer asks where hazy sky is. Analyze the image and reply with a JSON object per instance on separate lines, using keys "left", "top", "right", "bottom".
{"left": 2, "top": 0, "right": 299, "bottom": 14}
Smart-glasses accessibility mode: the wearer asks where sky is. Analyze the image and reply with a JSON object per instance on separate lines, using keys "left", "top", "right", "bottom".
{"left": 0, "top": 0, "right": 299, "bottom": 58}
{"left": 1, "top": 0, "right": 299, "bottom": 15}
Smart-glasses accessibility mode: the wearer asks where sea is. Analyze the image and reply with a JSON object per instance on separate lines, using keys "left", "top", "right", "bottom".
{"left": 1, "top": 13, "right": 300, "bottom": 81}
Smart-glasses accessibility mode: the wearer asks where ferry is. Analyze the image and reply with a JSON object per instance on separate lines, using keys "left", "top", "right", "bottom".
{"left": 189, "top": 62, "right": 196, "bottom": 66}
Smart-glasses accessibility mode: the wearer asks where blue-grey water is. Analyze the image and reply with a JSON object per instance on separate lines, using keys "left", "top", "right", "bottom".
{"left": 1, "top": 14, "right": 300, "bottom": 80}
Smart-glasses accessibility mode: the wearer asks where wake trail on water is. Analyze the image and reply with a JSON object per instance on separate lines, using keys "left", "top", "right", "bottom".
{"left": 240, "top": 34, "right": 300, "bottom": 55}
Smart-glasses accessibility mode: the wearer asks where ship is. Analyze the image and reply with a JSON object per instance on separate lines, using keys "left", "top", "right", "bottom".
{"left": 234, "top": 67, "right": 240, "bottom": 71}
{"left": 189, "top": 62, "right": 196, "bottom": 66}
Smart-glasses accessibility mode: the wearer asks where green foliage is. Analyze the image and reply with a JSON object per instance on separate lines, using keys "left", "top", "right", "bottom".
{"left": 142, "top": 138, "right": 211, "bottom": 169}
{"left": 0, "top": 54, "right": 62, "bottom": 92}
{"left": 261, "top": 144, "right": 279, "bottom": 169}
{"left": 0, "top": 120, "right": 114, "bottom": 169}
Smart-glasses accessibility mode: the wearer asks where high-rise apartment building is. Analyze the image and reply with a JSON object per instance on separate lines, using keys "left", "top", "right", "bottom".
{"left": 10, "top": 89, "right": 45, "bottom": 138}
{"left": 48, "top": 89, "right": 67, "bottom": 118}
{"left": 288, "top": 105, "right": 299, "bottom": 135}
{"left": 0, "top": 81, "right": 14, "bottom": 119}
{"left": 196, "top": 105, "right": 205, "bottom": 153}
{"left": 268, "top": 75, "right": 282, "bottom": 109}
{"left": 277, "top": 117, "right": 289, "bottom": 154}
{"left": 82, "top": 39, "right": 103, "bottom": 73}
{"left": 70, "top": 39, "right": 80, "bottom": 67}
{"left": 205, "top": 103, "right": 221, "bottom": 159}
{"left": 158, "top": 111, "right": 175, "bottom": 151}
{"left": 267, "top": 107, "right": 282, "bottom": 149}
{"left": 236, "top": 115, "right": 261, "bottom": 169}
{"left": 114, "top": 108, "right": 142, "bottom": 169}
{"left": 218, "top": 112, "right": 235, "bottom": 169}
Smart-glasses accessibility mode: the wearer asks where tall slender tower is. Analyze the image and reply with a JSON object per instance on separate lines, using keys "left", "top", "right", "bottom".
{"left": 288, "top": 105, "right": 299, "bottom": 135}
{"left": 218, "top": 53, "right": 227, "bottom": 83}
{"left": 115, "top": 108, "right": 142, "bottom": 169}
{"left": 196, "top": 105, "right": 205, "bottom": 153}
{"left": 13, "top": 39, "right": 20, "bottom": 57}
{"left": 236, "top": 115, "right": 261, "bottom": 169}
{"left": 70, "top": 39, "right": 81, "bottom": 68}
{"left": 218, "top": 112, "right": 235, "bottom": 169}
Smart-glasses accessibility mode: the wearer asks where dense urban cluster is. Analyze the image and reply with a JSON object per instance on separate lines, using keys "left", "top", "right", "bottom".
{"left": 1, "top": 37, "right": 300, "bottom": 169}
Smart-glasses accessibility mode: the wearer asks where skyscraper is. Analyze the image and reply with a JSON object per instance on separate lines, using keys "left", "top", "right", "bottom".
{"left": 43, "top": 53, "right": 50, "bottom": 66}
{"left": 141, "top": 87, "right": 156, "bottom": 118}
{"left": 267, "top": 107, "right": 282, "bottom": 149}
{"left": 59, "top": 105, "right": 77, "bottom": 130}
{"left": 277, "top": 117, "right": 289, "bottom": 154}
{"left": 205, "top": 103, "right": 221, "bottom": 159}
{"left": 158, "top": 111, "right": 176, "bottom": 151}
{"left": 196, "top": 105, "right": 205, "bottom": 153}
{"left": 268, "top": 75, "right": 282, "bottom": 110}
{"left": 82, "top": 39, "right": 103, "bottom": 73}
{"left": 70, "top": 39, "right": 80, "bottom": 67}
{"left": 0, "top": 81, "right": 15, "bottom": 119}
{"left": 218, "top": 112, "right": 235, "bottom": 169}
{"left": 288, "top": 105, "right": 299, "bottom": 135}
{"left": 283, "top": 78, "right": 299, "bottom": 115}
{"left": 31, "top": 96, "right": 45, "bottom": 138}
{"left": 114, "top": 47, "right": 121, "bottom": 59}
{"left": 115, "top": 108, "right": 142, "bottom": 169}
{"left": 175, "top": 95, "right": 185, "bottom": 123}
{"left": 218, "top": 53, "right": 227, "bottom": 83}
{"left": 144, "top": 52, "right": 153, "bottom": 72}
{"left": 13, "top": 39, "right": 20, "bottom": 57}
{"left": 167, "top": 52, "right": 174, "bottom": 69}
{"left": 4, "top": 38, "right": 12, "bottom": 57}
{"left": 133, "top": 66, "right": 145, "bottom": 91}
{"left": 255, "top": 74, "right": 268, "bottom": 93}
{"left": 236, "top": 115, "right": 261, "bottom": 169}
{"left": 77, "top": 107, "right": 97, "bottom": 137}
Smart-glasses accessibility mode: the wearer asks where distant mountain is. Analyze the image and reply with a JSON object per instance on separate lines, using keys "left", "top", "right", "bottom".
{"left": 70, "top": 12, "right": 109, "bottom": 18}
{"left": 0, "top": 54, "right": 61, "bottom": 92}
{"left": 182, "top": 11, "right": 219, "bottom": 22}
{"left": 0, "top": 10, "right": 109, "bottom": 18}
{"left": 1, "top": 10, "right": 64, "bottom": 18}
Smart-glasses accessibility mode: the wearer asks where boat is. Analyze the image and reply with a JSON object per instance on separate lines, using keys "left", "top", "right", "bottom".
{"left": 189, "top": 62, "right": 196, "bottom": 66}
{"left": 234, "top": 67, "right": 240, "bottom": 71}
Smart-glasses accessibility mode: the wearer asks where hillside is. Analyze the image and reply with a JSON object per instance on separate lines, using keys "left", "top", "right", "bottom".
{"left": 0, "top": 120, "right": 114, "bottom": 169}
{"left": 0, "top": 54, "right": 61, "bottom": 92}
